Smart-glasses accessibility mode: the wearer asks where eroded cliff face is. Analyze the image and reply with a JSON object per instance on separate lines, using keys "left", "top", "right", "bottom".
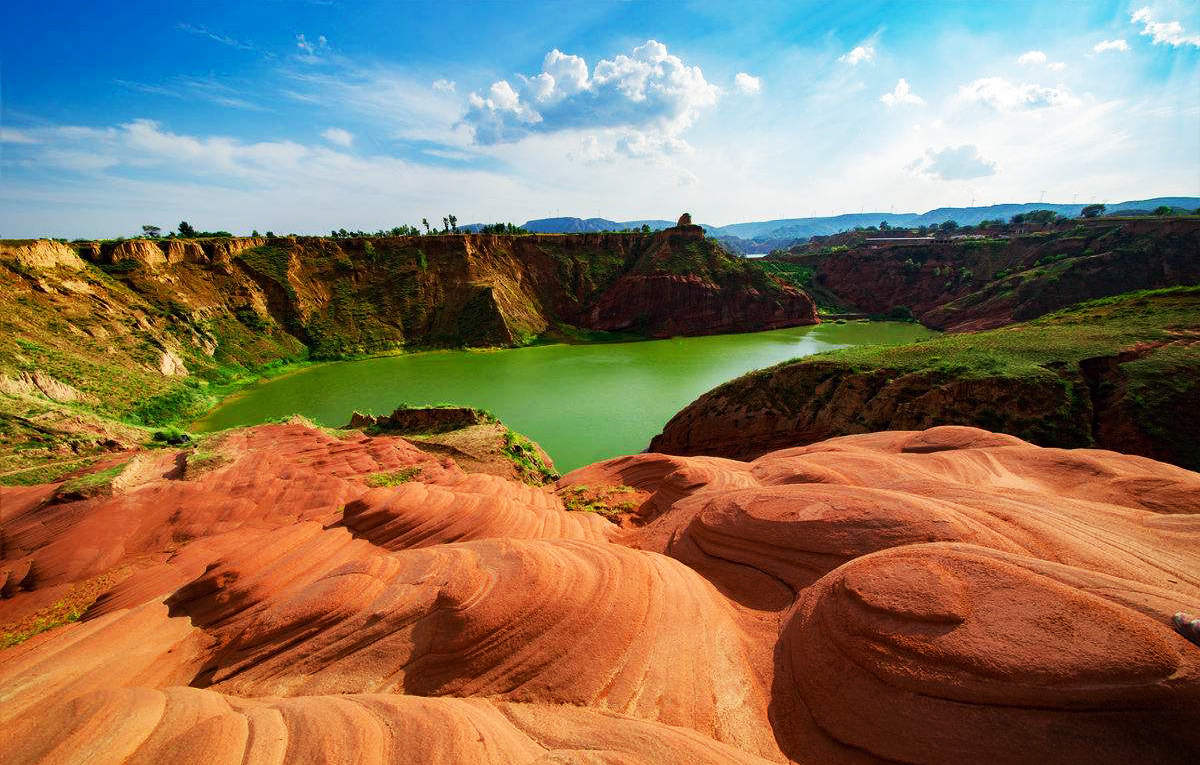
{"left": 66, "top": 227, "right": 816, "bottom": 357}
{"left": 772, "top": 218, "right": 1200, "bottom": 331}
{"left": 585, "top": 226, "right": 817, "bottom": 336}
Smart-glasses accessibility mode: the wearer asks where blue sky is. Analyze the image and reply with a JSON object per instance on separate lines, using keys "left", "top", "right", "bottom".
{"left": 2, "top": 0, "right": 1198, "bottom": 236}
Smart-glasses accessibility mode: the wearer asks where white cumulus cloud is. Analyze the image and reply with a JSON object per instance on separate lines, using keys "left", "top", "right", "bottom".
{"left": 321, "top": 127, "right": 353, "bottom": 147}
{"left": 1019, "top": 49, "right": 1065, "bottom": 70}
{"left": 880, "top": 78, "right": 925, "bottom": 107}
{"left": 432, "top": 78, "right": 455, "bottom": 93}
{"left": 539, "top": 49, "right": 589, "bottom": 97}
{"left": 909, "top": 144, "right": 997, "bottom": 180}
{"left": 1131, "top": 7, "right": 1200, "bottom": 48}
{"left": 838, "top": 44, "right": 875, "bottom": 65}
{"left": 464, "top": 39, "right": 719, "bottom": 146}
{"left": 1093, "top": 39, "right": 1130, "bottom": 53}
{"left": 734, "top": 72, "right": 762, "bottom": 94}
{"left": 955, "top": 77, "right": 1078, "bottom": 111}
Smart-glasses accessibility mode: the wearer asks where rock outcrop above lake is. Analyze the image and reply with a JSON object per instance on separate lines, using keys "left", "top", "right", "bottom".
{"left": 2, "top": 422, "right": 1198, "bottom": 763}
{"left": 347, "top": 406, "right": 558, "bottom": 484}
{"left": 768, "top": 217, "right": 1200, "bottom": 330}
{"left": 652, "top": 287, "right": 1200, "bottom": 470}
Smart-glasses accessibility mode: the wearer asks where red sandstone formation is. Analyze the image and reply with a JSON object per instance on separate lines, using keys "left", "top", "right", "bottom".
{"left": 772, "top": 217, "right": 1200, "bottom": 331}
{"left": 585, "top": 224, "right": 818, "bottom": 336}
{"left": 2, "top": 424, "right": 1198, "bottom": 763}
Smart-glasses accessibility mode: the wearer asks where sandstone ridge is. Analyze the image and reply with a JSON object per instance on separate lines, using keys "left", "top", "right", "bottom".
{"left": 767, "top": 217, "right": 1200, "bottom": 330}
{"left": 1, "top": 422, "right": 1198, "bottom": 763}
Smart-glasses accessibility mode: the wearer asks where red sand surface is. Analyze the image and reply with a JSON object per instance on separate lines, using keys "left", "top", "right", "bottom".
{"left": 1, "top": 423, "right": 1198, "bottom": 763}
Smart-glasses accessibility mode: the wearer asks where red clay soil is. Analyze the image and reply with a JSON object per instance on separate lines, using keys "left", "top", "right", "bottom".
{"left": 2, "top": 423, "right": 1198, "bottom": 763}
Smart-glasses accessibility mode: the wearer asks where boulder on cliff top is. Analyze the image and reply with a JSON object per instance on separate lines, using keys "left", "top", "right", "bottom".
{"left": 347, "top": 405, "right": 492, "bottom": 434}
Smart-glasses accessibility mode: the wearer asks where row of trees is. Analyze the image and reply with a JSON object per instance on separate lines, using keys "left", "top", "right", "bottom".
{"left": 329, "top": 225, "right": 422, "bottom": 238}
{"left": 140, "top": 221, "right": 232, "bottom": 239}
{"left": 137, "top": 217, "right": 532, "bottom": 240}
{"left": 475, "top": 222, "right": 531, "bottom": 234}
{"left": 596, "top": 224, "right": 653, "bottom": 234}
{"left": 139, "top": 204, "right": 1199, "bottom": 242}
{"left": 867, "top": 203, "right": 1196, "bottom": 238}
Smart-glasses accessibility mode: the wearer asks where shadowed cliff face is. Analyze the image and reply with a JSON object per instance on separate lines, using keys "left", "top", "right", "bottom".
{"left": 1, "top": 423, "right": 1197, "bottom": 763}
{"left": 67, "top": 226, "right": 816, "bottom": 357}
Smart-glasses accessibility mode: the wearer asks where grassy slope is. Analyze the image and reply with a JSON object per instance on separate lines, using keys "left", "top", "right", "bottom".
{"left": 757, "top": 260, "right": 851, "bottom": 312}
{"left": 798, "top": 286, "right": 1200, "bottom": 378}
{"left": 0, "top": 251, "right": 307, "bottom": 483}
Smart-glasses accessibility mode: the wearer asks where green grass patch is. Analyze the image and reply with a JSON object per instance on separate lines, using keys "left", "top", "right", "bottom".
{"left": 560, "top": 483, "right": 638, "bottom": 517}
{"left": 235, "top": 244, "right": 292, "bottom": 288}
{"left": 365, "top": 466, "right": 423, "bottom": 486}
{"left": 1, "top": 600, "right": 87, "bottom": 649}
{"left": 57, "top": 461, "right": 127, "bottom": 499}
{"left": 772, "top": 286, "right": 1200, "bottom": 381}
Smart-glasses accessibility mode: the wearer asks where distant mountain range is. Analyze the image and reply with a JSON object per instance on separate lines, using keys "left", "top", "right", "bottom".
{"left": 476, "top": 197, "right": 1199, "bottom": 253}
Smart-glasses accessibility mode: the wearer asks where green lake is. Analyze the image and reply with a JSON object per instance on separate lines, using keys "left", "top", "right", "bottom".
{"left": 194, "top": 322, "right": 937, "bottom": 472}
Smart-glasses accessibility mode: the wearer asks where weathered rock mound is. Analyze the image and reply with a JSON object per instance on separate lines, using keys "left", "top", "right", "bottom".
{"left": 348, "top": 405, "right": 491, "bottom": 433}
{"left": 2, "top": 423, "right": 1198, "bottom": 763}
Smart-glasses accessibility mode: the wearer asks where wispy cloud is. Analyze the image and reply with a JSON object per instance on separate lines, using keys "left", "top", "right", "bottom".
{"left": 1018, "top": 50, "right": 1065, "bottom": 70}
{"left": 295, "top": 33, "right": 331, "bottom": 62}
{"left": 1, "top": 128, "right": 40, "bottom": 144}
{"left": 955, "top": 77, "right": 1078, "bottom": 111}
{"left": 115, "top": 76, "right": 269, "bottom": 112}
{"left": 1131, "top": 7, "right": 1200, "bottom": 48}
{"left": 282, "top": 65, "right": 467, "bottom": 145}
{"left": 321, "top": 127, "right": 353, "bottom": 147}
{"left": 177, "top": 23, "right": 254, "bottom": 51}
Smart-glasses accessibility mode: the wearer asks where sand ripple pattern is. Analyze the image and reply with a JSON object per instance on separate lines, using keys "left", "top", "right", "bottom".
{"left": 2, "top": 424, "right": 1198, "bottom": 763}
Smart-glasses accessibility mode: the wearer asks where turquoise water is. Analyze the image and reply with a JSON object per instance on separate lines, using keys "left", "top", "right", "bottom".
{"left": 195, "top": 322, "right": 937, "bottom": 472}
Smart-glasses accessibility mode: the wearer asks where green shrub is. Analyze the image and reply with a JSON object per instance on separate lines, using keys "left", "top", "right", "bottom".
{"left": 502, "top": 429, "right": 558, "bottom": 484}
